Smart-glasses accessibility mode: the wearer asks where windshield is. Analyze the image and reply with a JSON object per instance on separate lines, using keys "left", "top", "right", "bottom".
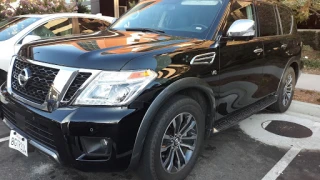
{"left": 0, "top": 17, "right": 41, "bottom": 41}
{"left": 111, "top": 0, "right": 223, "bottom": 39}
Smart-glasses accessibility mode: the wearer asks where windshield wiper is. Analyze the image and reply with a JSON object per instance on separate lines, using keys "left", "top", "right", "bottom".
{"left": 125, "top": 28, "right": 165, "bottom": 34}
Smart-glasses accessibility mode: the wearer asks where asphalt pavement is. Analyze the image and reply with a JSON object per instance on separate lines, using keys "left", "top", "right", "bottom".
{"left": 0, "top": 101, "right": 319, "bottom": 180}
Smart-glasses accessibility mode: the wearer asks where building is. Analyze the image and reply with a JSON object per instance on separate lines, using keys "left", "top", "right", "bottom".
{"left": 90, "top": 0, "right": 139, "bottom": 18}
{"left": 3, "top": 0, "right": 137, "bottom": 18}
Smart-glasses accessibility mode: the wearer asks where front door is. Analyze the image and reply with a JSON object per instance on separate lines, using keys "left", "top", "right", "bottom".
{"left": 215, "top": 1, "right": 265, "bottom": 119}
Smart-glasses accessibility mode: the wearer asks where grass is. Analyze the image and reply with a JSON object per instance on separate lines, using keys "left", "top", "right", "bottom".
{"left": 301, "top": 45, "right": 320, "bottom": 74}
{"left": 303, "top": 59, "right": 320, "bottom": 69}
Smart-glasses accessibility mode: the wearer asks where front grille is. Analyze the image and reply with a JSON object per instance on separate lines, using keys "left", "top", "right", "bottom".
{"left": 63, "top": 72, "right": 91, "bottom": 102}
{"left": 11, "top": 59, "right": 59, "bottom": 104}
{"left": 2, "top": 104, "right": 56, "bottom": 150}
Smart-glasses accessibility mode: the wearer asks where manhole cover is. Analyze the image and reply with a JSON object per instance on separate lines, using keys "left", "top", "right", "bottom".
{"left": 262, "top": 120, "right": 313, "bottom": 138}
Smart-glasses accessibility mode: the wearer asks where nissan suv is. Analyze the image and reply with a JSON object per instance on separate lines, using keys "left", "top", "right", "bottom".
{"left": 0, "top": 0, "right": 302, "bottom": 180}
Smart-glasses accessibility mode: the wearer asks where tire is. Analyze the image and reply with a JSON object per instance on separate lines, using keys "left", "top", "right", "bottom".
{"left": 268, "top": 67, "right": 296, "bottom": 113}
{"left": 138, "top": 95, "right": 205, "bottom": 180}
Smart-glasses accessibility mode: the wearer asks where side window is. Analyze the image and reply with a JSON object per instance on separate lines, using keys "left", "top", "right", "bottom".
{"left": 73, "top": 18, "right": 110, "bottom": 35}
{"left": 278, "top": 6, "right": 292, "bottom": 34}
{"left": 257, "top": 3, "right": 279, "bottom": 36}
{"left": 30, "top": 18, "right": 73, "bottom": 38}
{"left": 225, "top": 2, "right": 255, "bottom": 35}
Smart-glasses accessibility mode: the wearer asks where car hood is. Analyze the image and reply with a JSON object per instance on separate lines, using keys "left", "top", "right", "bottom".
{"left": 19, "top": 30, "right": 205, "bottom": 71}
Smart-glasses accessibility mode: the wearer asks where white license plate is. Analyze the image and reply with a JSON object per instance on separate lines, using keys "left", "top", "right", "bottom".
{"left": 9, "top": 130, "right": 28, "bottom": 157}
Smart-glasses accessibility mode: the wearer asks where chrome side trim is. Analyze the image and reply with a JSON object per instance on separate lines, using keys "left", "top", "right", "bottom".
{"left": 7, "top": 57, "right": 101, "bottom": 112}
{"left": 190, "top": 52, "right": 216, "bottom": 65}
{"left": 29, "top": 140, "right": 61, "bottom": 163}
{"left": 3, "top": 118, "right": 14, "bottom": 129}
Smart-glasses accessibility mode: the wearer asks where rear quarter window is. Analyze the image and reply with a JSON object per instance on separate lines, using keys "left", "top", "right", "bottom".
{"left": 278, "top": 6, "right": 293, "bottom": 34}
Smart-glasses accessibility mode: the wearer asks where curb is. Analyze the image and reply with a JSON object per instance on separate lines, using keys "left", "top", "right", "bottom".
{"left": 296, "top": 74, "right": 320, "bottom": 92}
{"left": 288, "top": 100, "right": 320, "bottom": 119}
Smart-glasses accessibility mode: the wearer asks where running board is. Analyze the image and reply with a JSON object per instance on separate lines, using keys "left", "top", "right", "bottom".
{"left": 212, "top": 95, "right": 277, "bottom": 134}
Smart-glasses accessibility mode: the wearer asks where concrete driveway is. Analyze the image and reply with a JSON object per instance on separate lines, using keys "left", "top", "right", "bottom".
{"left": 0, "top": 101, "right": 319, "bottom": 180}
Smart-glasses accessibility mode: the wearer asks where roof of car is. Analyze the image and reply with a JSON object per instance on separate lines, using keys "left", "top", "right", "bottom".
{"left": 17, "top": 13, "right": 114, "bottom": 21}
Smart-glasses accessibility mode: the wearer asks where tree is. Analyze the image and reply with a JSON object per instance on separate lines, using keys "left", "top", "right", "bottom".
{"left": 269, "top": 0, "right": 320, "bottom": 22}
{"left": 76, "top": 0, "right": 90, "bottom": 14}
{"left": 128, "top": 0, "right": 137, "bottom": 8}
{"left": 0, "top": 2, "right": 14, "bottom": 21}
{"left": 0, "top": 0, "right": 77, "bottom": 21}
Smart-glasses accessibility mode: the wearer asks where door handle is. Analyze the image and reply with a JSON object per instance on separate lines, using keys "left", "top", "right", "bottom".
{"left": 254, "top": 48, "right": 263, "bottom": 54}
{"left": 281, "top": 44, "right": 288, "bottom": 49}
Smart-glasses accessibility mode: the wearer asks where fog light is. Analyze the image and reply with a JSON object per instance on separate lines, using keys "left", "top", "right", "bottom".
{"left": 78, "top": 137, "right": 112, "bottom": 161}
{"left": 100, "top": 139, "right": 108, "bottom": 146}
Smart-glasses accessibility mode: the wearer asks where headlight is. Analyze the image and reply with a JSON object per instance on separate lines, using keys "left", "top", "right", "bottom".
{"left": 74, "top": 70, "right": 157, "bottom": 106}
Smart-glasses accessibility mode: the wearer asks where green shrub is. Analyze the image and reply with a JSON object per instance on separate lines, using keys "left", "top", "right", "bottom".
{"left": 303, "top": 59, "right": 320, "bottom": 69}
{"left": 298, "top": 30, "right": 320, "bottom": 50}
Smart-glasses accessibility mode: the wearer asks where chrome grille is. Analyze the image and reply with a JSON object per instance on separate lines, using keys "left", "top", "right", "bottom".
{"left": 63, "top": 72, "right": 91, "bottom": 102}
{"left": 8, "top": 58, "right": 100, "bottom": 111}
{"left": 11, "top": 59, "right": 59, "bottom": 104}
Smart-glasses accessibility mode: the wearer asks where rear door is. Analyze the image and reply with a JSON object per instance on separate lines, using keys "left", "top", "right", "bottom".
{"left": 255, "top": 2, "right": 295, "bottom": 96}
{"left": 215, "top": 1, "right": 265, "bottom": 119}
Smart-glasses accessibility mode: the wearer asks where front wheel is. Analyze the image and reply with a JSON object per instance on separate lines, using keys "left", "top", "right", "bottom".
{"left": 268, "top": 67, "right": 296, "bottom": 113}
{"left": 138, "top": 95, "right": 205, "bottom": 180}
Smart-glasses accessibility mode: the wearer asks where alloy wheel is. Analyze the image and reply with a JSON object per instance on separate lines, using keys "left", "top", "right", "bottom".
{"left": 160, "top": 112, "right": 198, "bottom": 173}
{"left": 282, "top": 73, "right": 293, "bottom": 106}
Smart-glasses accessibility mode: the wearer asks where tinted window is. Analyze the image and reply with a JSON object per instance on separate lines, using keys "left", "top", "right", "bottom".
{"left": 0, "top": 19, "right": 10, "bottom": 27}
{"left": 74, "top": 18, "right": 110, "bottom": 35}
{"left": 0, "top": 17, "right": 40, "bottom": 41}
{"left": 278, "top": 6, "right": 292, "bottom": 34}
{"left": 111, "top": 0, "right": 223, "bottom": 39}
{"left": 29, "top": 18, "right": 73, "bottom": 39}
{"left": 225, "top": 1, "right": 255, "bottom": 35}
{"left": 257, "top": 3, "right": 278, "bottom": 36}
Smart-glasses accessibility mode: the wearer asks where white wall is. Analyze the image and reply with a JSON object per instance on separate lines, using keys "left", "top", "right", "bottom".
{"left": 90, "top": 0, "right": 100, "bottom": 14}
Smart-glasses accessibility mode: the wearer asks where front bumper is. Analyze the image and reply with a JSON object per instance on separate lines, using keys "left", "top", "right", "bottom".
{"left": 0, "top": 86, "right": 148, "bottom": 171}
{"left": 3, "top": 118, "right": 61, "bottom": 163}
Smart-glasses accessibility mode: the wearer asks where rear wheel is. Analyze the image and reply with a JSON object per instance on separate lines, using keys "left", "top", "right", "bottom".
{"left": 268, "top": 67, "right": 295, "bottom": 113}
{"left": 138, "top": 95, "right": 205, "bottom": 180}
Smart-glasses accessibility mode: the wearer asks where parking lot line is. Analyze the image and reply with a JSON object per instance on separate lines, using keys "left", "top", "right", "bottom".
{"left": 261, "top": 147, "right": 301, "bottom": 180}
{"left": 0, "top": 136, "right": 10, "bottom": 143}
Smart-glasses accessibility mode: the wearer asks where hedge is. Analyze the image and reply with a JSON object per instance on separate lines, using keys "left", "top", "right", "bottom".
{"left": 298, "top": 30, "right": 320, "bottom": 51}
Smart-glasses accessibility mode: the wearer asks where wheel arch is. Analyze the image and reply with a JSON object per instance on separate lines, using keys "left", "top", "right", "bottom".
{"left": 128, "top": 77, "right": 216, "bottom": 170}
{"left": 276, "top": 56, "right": 301, "bottom": 94}
{"left": 290, "top": 61, "right": 299, "bottom": 84}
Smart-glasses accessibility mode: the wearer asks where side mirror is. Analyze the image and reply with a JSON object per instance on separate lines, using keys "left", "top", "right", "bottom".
{"left": 227, "top": 19, "right": 255, "bottom": 38}
{"left": 22, "top": 35, "right": 41, "bottom": 45}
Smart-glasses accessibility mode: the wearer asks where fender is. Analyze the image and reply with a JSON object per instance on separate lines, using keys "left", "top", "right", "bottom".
{"left": 276, "top": 55, "right": 301, "bottom": 94}
{"left": 128, "top": 77, "right": 216, "bottom": 169}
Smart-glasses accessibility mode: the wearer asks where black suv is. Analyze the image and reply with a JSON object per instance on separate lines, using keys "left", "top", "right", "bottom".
{"left": 0, "top": 0, "right": 302, "bottom": 179}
